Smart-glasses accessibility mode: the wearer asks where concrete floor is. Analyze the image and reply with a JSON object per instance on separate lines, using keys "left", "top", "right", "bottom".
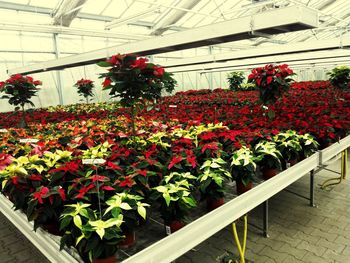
{"left": 1, "top": 157, "right": 349, "bottom": 263}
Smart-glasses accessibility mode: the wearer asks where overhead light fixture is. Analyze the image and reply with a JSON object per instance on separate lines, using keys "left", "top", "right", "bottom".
{"left": 105, "top": 7, "right": 161, "bottom": 30}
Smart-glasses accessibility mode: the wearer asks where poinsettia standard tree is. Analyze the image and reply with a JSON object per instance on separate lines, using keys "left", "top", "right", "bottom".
{"left": 0, "top": 74, "right": 42, "bottom": 128}
{"left": 98, "top": 54, "right": 176, "bottom": 135}
{"left": 74, "top": 78, "right": 95, "bottom": 103}
{"left": 248, "top": 64, "right": 294, "bottom": 105}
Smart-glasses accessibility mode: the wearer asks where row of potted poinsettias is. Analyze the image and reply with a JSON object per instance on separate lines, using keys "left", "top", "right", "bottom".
{"left": 0, "top": 124, "right": 319, "bottom": 262}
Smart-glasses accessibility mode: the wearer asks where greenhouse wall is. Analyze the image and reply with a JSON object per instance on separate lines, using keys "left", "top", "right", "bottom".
{"left": 0, "top": 30, "right": 334, "bottom": 113}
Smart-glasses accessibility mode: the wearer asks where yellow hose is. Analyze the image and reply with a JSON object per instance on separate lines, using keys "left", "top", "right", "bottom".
{"left": 321, "top": 149, "right": 348, "bottom": 189}
{"left": 231, "top": 215, "right": 248, "bottom": 263}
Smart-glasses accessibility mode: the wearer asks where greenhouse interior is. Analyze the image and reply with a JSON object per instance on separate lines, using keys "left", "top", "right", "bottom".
{"left": 1, "top": 0, "right": 350, "bottom": 262}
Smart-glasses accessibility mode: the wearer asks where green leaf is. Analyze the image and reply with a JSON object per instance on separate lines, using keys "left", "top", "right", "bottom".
{"left": 119, "top": 202, "right": 132, "bottom": 210}
{"left": 267, "top": 110, "right": 275, "bottom": 119}
{"left": 96, "top": 228, "right": 105, "bottom": 239}
{"left": 163, "top": 193, "right": 171, "bottom": 206}
{"left": 137, "top": 206, "right": 147, "bottom": 220}
{"left": 182, "top": 196, "right": 196, "bottom": 207}
{"left": 2, "top": 179, "right": 8, "bottom": 189}
{"left": 59, "top": 216, "right": 71, "bottom": 231}
{"left": 97, "top": 61, "right": 112, "bottom": 67}
{"left": 210, "top": 162, "right": 221, "bottom": 168}
{"left": 79, "top": 208, "right": 89, "bottom": 218}
{"left": 73, "top": 215, "right": 82, "bottom": 229}
{"left": 76, "top": 234, "right": 85, "bottom": 245}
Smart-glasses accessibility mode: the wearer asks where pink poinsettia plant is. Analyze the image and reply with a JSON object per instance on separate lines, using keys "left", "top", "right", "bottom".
{"left": 74, "top": 78, "right": 94, "bottom": 103}
{"left": 248, "top": 64, "right": 294, "bottom": 105}
{"left": 0, "top": 74, "right": 42, "bottom": 127}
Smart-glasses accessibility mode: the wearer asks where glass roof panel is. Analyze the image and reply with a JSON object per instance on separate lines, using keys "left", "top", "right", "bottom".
{"left": 80, "top": 0, "right": 112, "bottom": 14}
{"left": 29, "top": 0, "right": 61, "bottom": 8}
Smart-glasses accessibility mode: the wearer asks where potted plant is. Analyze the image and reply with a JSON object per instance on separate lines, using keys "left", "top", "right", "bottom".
{"left": 59, "top": 202, "right": 124, "bottom": 263}
{"left": 297, "top": 133, "right": 319, "bottom": 159}
{"left": 327, "top": 65, "right": 350, "bottom": 89}
{"left": 254, "top": 141, "right": 283, "bottom": 180}
{"left": 27, "top": 185, "right": 66, "bottom": 235}
{"left": 197, "top": 157, "right": 231, "bottom": 210}
{"left": 104, "top": 192, "right": 149, "bottom": 248}
{"left": 0, "top": 155, "right": 34, "bottom": 210}
{"left": 273, "top": 130, "right": 302, "bottom": 168}
{"left": 230, "top": 146, "right": 257, "bottom": 195}
{"left": 152, "top": 172, "right": 197, "bottom": 234}
{"left": 0, "top": 74, "right": 42, "bottom": 128}
{"left": 98, "top": 54, "right": 176, "bottom": 136}
{"left": 227, "top": 71, "right": 245, "bottom": 91}
{"left": 248, "top": 64, "right": 294, "bottom": 105}
{"left": 74, "top": 78, "right": 95, "bottom": 103}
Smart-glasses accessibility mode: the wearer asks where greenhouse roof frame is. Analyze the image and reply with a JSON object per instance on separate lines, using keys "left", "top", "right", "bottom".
{"left": 7, "top": 5, "right": 318, "bottom": 74}
{"left": 162, "top": 36, "right": 350, "bottom": 68}
{"left": 167, "top": 49, "right": 350, "bottom": 73}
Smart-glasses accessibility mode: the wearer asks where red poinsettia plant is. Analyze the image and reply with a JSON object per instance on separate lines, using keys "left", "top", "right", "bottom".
{"left": 97, "top": 54, "right": 176, "bottom": 135}
{"left": 74, "top": 78, "right": 94, "bottom": 103}
{"left": 248, "top": 64, "right": 294, "bottom": 105}
{"left": 0, "top": 74, "right": 42, "bottom": 127}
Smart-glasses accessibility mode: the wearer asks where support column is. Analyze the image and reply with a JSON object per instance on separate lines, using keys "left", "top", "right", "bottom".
{"left": 310, "top": 169, "right": 316, "bottom": 207}
{"left": 208, "top": 46, "right": 214, "bottom": 90}
{"left": 263, "top": 200, "right": 269, "bottom": 238}
{"left": 53, "top": 33, "right": 64, "bottom": 105}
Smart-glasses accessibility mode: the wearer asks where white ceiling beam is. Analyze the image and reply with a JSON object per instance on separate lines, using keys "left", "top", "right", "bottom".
{"left": 7, "top": 5, "right": 318, "bottom": 75}
{"left": 0, "top": 20, "right": 148, "bottom": 40}
{"left": 105, "top": 6, "right": 161, "bottom": 30}
{"left": 161, "top": 37, "right": 350, "bottom": 69}
{"left": 0, "top": 1, "right": 54, "bottom": 15}
{"left": 0, "top": 1, "right": 188, "bottom": 30}
{"left": 52, "top": 0, "right": 89, "bottom": 27}
{"left": 166, "top": 49, "right": 350, "bottom": 73}
{"left": 136, "top": 0, "right": 219, "bottom": 19}
{"left": 150, "top": 0, "right": 201, "bottom": 36}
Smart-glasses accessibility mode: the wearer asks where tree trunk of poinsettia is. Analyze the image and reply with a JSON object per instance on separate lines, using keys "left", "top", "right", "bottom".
{"left": 130, "top": 104, "right": 136, "bottom": 137}
{"left": 18, "top": 104, "right": 28, "bottom": 128}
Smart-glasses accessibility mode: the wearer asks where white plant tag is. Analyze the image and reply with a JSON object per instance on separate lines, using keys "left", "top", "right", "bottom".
{"left": 0, "top": 129, "right": 8, "bottom": 133}
{"left": 19, "top": 138, "right": 39, "bottom": 143}
{"left": 286, "top": 162, "right": 291, "bottom": 168}
{"left": 82, "top": 159, "right": 106, "bottom": 165}
{"left": 169, "top": 105, "right": 177, "bottom": 108}
{"left": 165, "top": 225, "right": 171, "bottom": 235}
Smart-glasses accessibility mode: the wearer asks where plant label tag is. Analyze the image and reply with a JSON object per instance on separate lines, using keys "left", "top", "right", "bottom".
{"left": 0, "top": 129, "right": 8, "bottom": 133}
{"left": 286, "top": 162, "right": 291, "bottom": 168}
{"left": 169, "top": 105, "right": 177, "bottom": 108}
{"left": 19, "top": 138, "right": 39, "bottom": 143}
{"left": 165, "top": 225, "right": 171, "bottom": 235}
{"left": 82, "top": 159, "right": 106, "bottom": 165}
